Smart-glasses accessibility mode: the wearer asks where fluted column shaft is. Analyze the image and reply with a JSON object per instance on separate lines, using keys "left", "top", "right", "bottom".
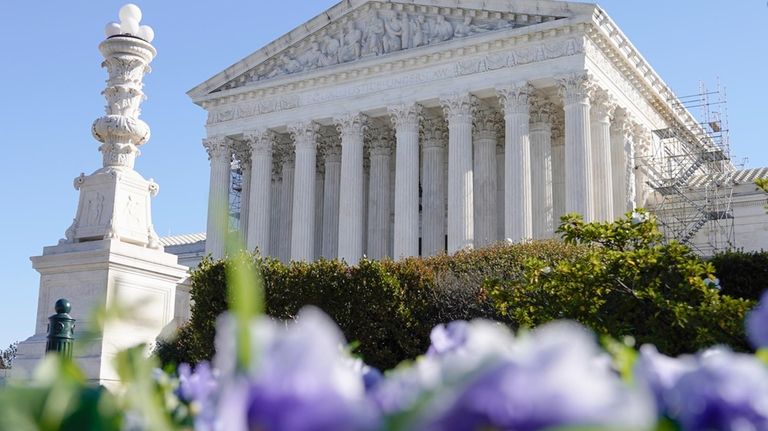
{"left": 236, "top": 146, "right": 252, "bottom": 243}
{"left": 314, "top": 165, "right": 324, "bottom": 260}
{"left": 245, "top": 130, "right": 275, "bottom": 255}
{"left": 421, "top": 116, "right": 448, "bottom": 256}
{"left": 367, "top": 132, "right": 393, "bottom": 259}
{"left": 590, "top": 90, "right": 615, "bottom": 222}
{"left": 204, "top": 137, "right": 231, "bottom": 259}
{"left": 610, "top": 115, "right": 631, "bottom": 217}
{"left": 530, "top": 100, "right": 554, "bottom": 238}
{"left": 559, "top": 74, "right": 595, "bottom": 221}
{"left": 278, "top": 150, "right": 295, "bottom": 263}
{"left": 322, "top": 144, "right": 342, "bottom": 259}
{"left": 551, "top": 115, "right": 566, "bottom": 226}
{"left": 441, "top": 94, "right": 475, "bottom": 253}
{"left": 472, "top": 106, "right": 500, "bottom": 247}
{"left": 336, "top": 113, "right": 367, "bottom": 264}
{"left": 269, "top": 173, "right": 281, "bottom": 257}
{"left": 495, "top": 141, "right": 505, "bottom": 241}
{"left": 498, "top": 84, "right": 533, "bottom": 242}
{"left": 289, "top": 123, "right": 319, "bottom": 261}
{"left": 390, "top": 104, "right": 421, "bottom": 259}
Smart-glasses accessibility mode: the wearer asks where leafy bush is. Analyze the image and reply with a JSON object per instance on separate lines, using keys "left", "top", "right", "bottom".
{"left": 0, "top": 342, "right": 18, "bottom": 370}
{"left": 155, "top": 241, "right": 582, "bottom": 370}
{"left": 710, "top": 250, "right": 768, "bottom": 301}
{"left": 156, "top": 212, "right": 753, "bottom": 369}
{"left": 489, "top": 211, "right": 753, "bottom": 356}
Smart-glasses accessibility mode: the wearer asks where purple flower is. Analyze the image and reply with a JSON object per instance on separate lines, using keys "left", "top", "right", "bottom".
{"left": 746, "top": 290, "right": 768, "bottom": 349}
{"left": 213, "top": 307, "right": 379, "bottom": 431}
{"left": 177, "top": 362, "right": 219, "bottom": 430}
{"left": 666, "top": 348, "right": 768, "bottom": 430}
{"left": 633, "top": 345, "right": 696, "bottom": 414}
{"left": 425, "top": 322, "right": 654, "bottom": 431}
{"left": 427, "top": 321, "right": 469, "bottom": 356}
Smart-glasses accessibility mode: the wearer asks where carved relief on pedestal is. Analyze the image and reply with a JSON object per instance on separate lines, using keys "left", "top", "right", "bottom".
{"left": 216, "top": 3, "right": 566, "bottom": 91}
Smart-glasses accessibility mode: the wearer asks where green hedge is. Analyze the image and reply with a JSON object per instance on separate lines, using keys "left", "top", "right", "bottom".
{"left": 710, "top": 250, "right": 768, "bottom": 301}
{"left": 155, "top": 213, "right": 755, "bottom": 370}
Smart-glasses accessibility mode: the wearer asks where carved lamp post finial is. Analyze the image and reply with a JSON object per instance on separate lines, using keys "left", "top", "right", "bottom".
{"left": 92, "top": 4, "right": 156, "bottom": 170}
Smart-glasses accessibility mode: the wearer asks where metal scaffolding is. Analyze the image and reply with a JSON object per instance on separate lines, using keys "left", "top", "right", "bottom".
{"left": 639, "top": 81, "right": 736, "bottom": 256}
{"left": 229, "top": 162, "right": 243, "bottom": 232}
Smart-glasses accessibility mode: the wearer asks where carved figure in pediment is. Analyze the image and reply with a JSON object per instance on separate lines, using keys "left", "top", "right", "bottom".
{"left": 400, "top": 12, "right": 412, "bottom": 49}
{"left": 363, "top": 11, "right": 385, "bottom": 56}
{"left": 319, "top": 35, "right": 340, "bottom": 66}
{"left": 382, "top": 11, "right": 403, "bottom": 53}
{"left": 340, "top": 21, "right": 363, "bottom": 62}
{"left": 298, "top": 42, "right": 322, "bottom": 69}
{"left": 453, "top": 16, "right": 474, "bottom": 38}
{"left": 411, "top": 15, "right": 427, "bottom": 48}
{"left": 429, "top": 15, "right": 454, "bottom": 44}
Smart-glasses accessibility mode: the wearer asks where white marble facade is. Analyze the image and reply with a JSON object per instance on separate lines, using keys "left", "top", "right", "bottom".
{"left": 189, "top": 0, "right": 745, "bottom": 262}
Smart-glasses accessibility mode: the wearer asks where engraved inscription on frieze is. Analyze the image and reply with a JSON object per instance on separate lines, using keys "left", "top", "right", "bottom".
{"left": 216, "top": 2, "right": 565, "bottom": 91}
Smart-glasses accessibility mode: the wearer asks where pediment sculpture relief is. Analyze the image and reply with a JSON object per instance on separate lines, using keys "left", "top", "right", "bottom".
{"left": 217, "top": 5, "right": 564, "bottom": 91}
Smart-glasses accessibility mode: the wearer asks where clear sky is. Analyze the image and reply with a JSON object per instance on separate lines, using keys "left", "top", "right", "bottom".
{"left": 0, "top": 1, "right": 765, "bottom": 349}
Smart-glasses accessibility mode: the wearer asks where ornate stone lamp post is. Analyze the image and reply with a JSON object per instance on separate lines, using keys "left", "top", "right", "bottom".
{"left": 13, "top": 5, "right": 188, "bottom": 388}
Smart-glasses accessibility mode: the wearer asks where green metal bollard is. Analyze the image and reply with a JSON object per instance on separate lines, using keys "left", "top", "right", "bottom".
{"left": 45, "top": 298, "right": 76, "bottom": 359}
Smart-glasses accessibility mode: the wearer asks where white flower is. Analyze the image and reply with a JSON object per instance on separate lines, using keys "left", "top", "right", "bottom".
{"left": 631, "top": 211, "right": 649, "bottom": 225}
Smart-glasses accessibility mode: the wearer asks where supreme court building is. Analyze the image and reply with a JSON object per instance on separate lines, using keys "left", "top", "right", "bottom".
{"left": 187, "top": 0, "right": 768, "bottom": 264}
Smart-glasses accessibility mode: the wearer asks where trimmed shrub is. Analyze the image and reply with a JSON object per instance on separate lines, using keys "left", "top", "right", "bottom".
{"left": 710, "top": 250, "right": 768, "bottom": 301}
{"left": 155, "top": 213, "right": 753, "bottom": 369}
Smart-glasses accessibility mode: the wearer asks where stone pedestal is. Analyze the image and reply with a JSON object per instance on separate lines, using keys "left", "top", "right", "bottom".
{"left": 14, "top": 240, "right": 186, "bottom": 388}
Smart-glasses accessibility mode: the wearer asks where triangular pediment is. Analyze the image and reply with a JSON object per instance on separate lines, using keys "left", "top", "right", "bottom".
{"left": 188, "top": 0, "right": 596, "bottom": 100}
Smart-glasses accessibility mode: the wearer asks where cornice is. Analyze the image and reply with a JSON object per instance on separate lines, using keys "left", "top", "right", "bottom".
{"left": 585, "top": 8, "right": 717, "bottom": 152}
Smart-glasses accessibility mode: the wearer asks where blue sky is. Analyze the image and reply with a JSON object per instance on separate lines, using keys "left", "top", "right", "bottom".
{"left": 0, "top": 1, "right": 765, "bottom": 349}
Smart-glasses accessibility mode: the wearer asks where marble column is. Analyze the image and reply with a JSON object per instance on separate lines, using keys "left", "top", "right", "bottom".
{"left": 234, "top": 142, "right": 252, "bottom": 243}
{"left": 551, "top": 113, "right": 566, "bottom": 226}
{"left": 321, "top": 135, "right": 342, "bottom": 259}
{"left": 289, "top": 122, "right": 319, "bottom": 262}
{"left": 278, "top": 142, "right": 295, "bottom": 263}
{"left": 498, "top": 83, "right": 533, "bottom": 242}
{"left": 441, "top": 94, "right": 475, "bottom": 253}
{"left": 590, "top": 88, "right": 616, "bottom": 222}
{"left": 421, "top": 114, "right": 448, "bottom": 256}
{"left": 269, "top": 168, "right": 281, "bottom": 258}
{"left": 472, "top": 104, "right": 500, "bottom": 247}
{"left": 495, "top": 139, "right": 505, "bottom": 241}
{"left": 367, "top": 127, "right": 393, "bottom": 260}
{"left": 315, "top": 155, "right": 325, "bottom": 260}
{"left": 203, "top": 136, "right": 231, "bottom": 259}
{"left": 336, "top": 113, "right": 367, "bottom": 265}
{"left": 244, "top": 129, "right": 275, "bottom": 255}
{"left": 389, "top": 104, "right": 421, "bottom": 259}
{"left": 558, "top": 73, "right": 595, "bottom": 221}
{"left": 632, "top": 124, "right": 650, "bottom": 209}
{"left": 610, "top": 112, "right": 632, "bottom": 218}
{"left": 530, "top": 97, "right": 554, "bottom": 238}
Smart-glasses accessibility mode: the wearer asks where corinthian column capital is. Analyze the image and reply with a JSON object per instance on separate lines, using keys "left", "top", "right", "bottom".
{"left": 203, "top": 136, "right": 230, "bottom": 161}
{"left": 591, "top": 88, "right": 616, "bottom": 122}
{"left": 497, "top": 82, "right": 535, "bottom": 115}
{"left": 440, "top": 93, "right": 475, "bottom": 123}
{"left": 388, "top": 103, "right": 422, "bottom": 129}
{"left": 288, "top": 122, "right": 320, "bottom": 150}
{"left": 473, "top": 103, "right": 503, "bottom": 136}
{"left": 557, "top": 72, "right": 597, "bottom": 105}
{"left": 420, "top": 114, "right": 448, "bottom": 148}
{"left": 244, "top": 129, "right": 276, "bottom": 156}
{"left": 530, "top": 95, "right": 554, "bottom": 125}
{"left": 334, "top": 113, "right": 369, "bottom": 140}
